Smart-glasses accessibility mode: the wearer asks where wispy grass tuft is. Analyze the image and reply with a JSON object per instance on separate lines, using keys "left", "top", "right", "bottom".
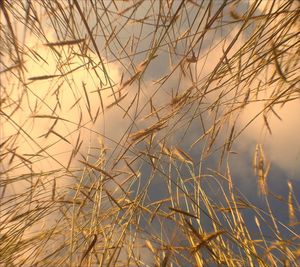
{"left": 0, "top": 0, "right": 299, "bottom": 266}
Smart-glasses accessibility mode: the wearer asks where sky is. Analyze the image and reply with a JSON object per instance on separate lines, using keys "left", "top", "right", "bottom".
{"left": 1, "top": 0, "right": 299, "bottom": 266}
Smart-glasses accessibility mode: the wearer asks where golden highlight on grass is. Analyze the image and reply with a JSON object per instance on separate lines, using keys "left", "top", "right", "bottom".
{"left": 0, "top": 0, "right": 299, "bottom": 266}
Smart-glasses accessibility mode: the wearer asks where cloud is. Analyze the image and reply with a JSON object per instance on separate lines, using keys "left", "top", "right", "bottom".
{"left": 239, "top": 99, "right": 300, "bottom": 179}
{"left": 1, "top": 1, "right": 299, "bottom": 265}
{"left": 0, "top": 25, "right": 137, "bottom": 264}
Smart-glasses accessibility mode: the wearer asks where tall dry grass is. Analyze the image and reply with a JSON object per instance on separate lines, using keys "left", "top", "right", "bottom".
{"left": 0, "top": 0, "right": 299, "bottom": 266}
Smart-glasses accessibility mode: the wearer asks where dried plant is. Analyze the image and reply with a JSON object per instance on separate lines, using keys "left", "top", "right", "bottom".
{"left": 1, "top": 0, "right": 299, "bottom": 266}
